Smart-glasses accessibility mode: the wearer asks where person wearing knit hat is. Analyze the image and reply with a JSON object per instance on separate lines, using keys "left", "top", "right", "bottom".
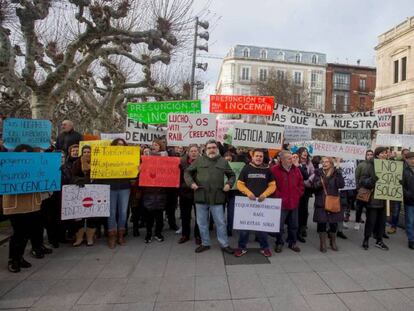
{"left": 359, "top": 147, "right": 389, "bottom": 250}
{"left": 402, "top": 151, "right": 414, "bottom": 249}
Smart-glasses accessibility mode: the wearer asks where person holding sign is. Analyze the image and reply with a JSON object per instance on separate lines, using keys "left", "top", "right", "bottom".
{"left": 402, "top": 152, "right": 414, "bottom": 250}
{"left": 234, "top": 149, "right": 276, "bottom": 257}
{"left": 184, "top": 139, "right": 236, "bottom": 254}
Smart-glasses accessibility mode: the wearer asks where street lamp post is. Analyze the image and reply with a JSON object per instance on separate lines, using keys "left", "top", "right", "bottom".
{"left": 190, "top": 17, "right": 209, "bottom": 99}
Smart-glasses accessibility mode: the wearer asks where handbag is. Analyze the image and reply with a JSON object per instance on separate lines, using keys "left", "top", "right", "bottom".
{"left": 321, "top": 178, "right": 341, "bottom": 213}
{"left": 356, "top": 187, "right": 372, "bottom": 202}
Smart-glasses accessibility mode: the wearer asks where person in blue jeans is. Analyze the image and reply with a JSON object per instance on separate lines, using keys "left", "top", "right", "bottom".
{"left": 234, "top": 149, "right": 276, "bottom": 257}
{"left": 402, "top": 152, "right": 414, "bottom": 249}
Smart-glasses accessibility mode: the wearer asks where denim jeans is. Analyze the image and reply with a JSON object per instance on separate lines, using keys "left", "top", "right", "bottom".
{"left": 196, "top": 203, "right": 229, "bottom": 247}
{"left": 390, "top": 201, "right": 402, "bottom": 228}
{"left": 238, "top": 230, "right": 269, "bottom": 250}
{"left": 276, "top": 208, "right": 298, "bottom": 246}
{"left": 108, "top": 189, "right": 130, "bottom": 231}
{"left": 405, "top": 205, "right": 414, "bottom": 242}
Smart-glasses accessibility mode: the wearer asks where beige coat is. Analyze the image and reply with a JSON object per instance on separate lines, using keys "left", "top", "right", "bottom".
{"left": 2, "top": 193, "right": 43, "bottom": 215}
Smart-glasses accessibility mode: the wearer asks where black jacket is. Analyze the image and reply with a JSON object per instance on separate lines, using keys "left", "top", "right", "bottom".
{"left": 56, "top": 130, "right": 83, "bottom": 154}
{"left": 403, "top": 165, "right": 414, "bottom": 205}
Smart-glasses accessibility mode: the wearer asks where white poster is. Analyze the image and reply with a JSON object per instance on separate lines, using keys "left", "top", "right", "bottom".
{"left": 312, "top": 141, "right": 367, "bottom": 160}
{"left": 100, "top": 133, "right": 127, "bottom": 141}
{"left": 126, "top": 118, "right": 167, "bottom": 145}
{"left": 216, "top": 119, "right": 243, "bottom": 143}
{"left": 233, "top": 196, "right": 282, "bottom": 233}
{"left": 340, "top": 161, "right": 356, "bottom": 191}
{"left": 376, "top": 133, "right": 414, "bottom": 149}
{"left": 232, "top": 123, "right": 284, "bottom": 149}
{"left": 341, "top": 130, "right": 371, "bottom": 148}
{"left": 167, "top": 113, "right": 217, "bottom": 146}
{"left": 284, "top": 126, "right": 312, "bottom": 142}
{"left": 61, "top": 185, "right": 110, "bottom": 220}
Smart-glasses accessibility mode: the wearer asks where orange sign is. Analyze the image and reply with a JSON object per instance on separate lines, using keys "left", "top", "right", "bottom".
{"left": 210, "top": 95, "right": 274, "bottom": 116}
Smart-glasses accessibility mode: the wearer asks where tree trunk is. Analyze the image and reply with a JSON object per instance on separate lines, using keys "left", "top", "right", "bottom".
{"left": 30, "top": 93, "right": 52, "bottom": 120}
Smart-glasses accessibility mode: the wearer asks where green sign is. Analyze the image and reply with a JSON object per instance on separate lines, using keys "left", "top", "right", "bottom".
{"left": 225, "top": 162, "right": 246, "bottom": 190}
{"left": 127, "top": 100, "right": 201, "bottom": 124}
{"left": 374, "top": 159, "right": 403, "bottom": 201}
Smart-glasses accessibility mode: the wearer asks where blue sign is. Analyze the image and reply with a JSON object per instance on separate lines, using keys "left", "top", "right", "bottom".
{"left": 2, "top": 118, "right": 52, "bottom": 150}
{"left": 0, "top": 152, "right": 61, "bottom": 195}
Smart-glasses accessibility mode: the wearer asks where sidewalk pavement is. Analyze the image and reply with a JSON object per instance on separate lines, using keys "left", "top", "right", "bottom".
{"left": 1, "top": 212, "right": 414, "bottom": 311}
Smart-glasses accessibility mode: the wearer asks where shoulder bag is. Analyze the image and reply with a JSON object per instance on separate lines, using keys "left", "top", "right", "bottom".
{"left": 321, "top": 178, "right": 341, "bottom": 213}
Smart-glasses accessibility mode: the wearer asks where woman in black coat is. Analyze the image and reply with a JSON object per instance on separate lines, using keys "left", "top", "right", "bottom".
{"left": 313, "top": 157, "right": 345, "bottom": 253}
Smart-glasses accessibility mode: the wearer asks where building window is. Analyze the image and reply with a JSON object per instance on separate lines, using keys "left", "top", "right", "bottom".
{"left": 259, "top": 68, "right": 268, "bottom": 82}
{"left": 391, "top": 115, "right": 396, "bottom": 134}
{"left": 294, "top": 72, "right": 302, "bottom": 85}
{"left": 394, "top": 60, "right": 399, "bottom": 83}
{"left": 277, "top": 70, "right": 285, "bottom": 80}
{"left": 260, "top": 49, "right": 267, "bottom": 59}
{"left": 241, "top": 67, "right": 250, "bottom": 81}
{"left": 359, "top": 79, "right": 366, "bottom": 91}
{"left": 402, "top": 57, "right": 407, "bottom": 81}
{"left": 311, "top": 93, "right": 322, "bottom": 109}
{"left": 311, "top": 72, "right": 318, "bottom": 88}
{"left": 333, "top": 92, "right": 349, "bottom": 113}
{"left": 243, "top": 48, "right": 250, "bottom": 58}
{"left": 333, "top": 73, "right": 350, "bottom": 90}
{"left": 277, "top": 51, "right": 285, "bottom": 61}
{"left": 311, "top": 55, "right": 317, "bottom": 64}
{"left": 295, "top": 53, "right": 301, "bottom": 62}
{"left": 399, "top": 115, "right": 404, "bottom": 134}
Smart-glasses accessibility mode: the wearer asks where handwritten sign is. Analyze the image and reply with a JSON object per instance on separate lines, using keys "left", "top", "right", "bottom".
{"left": 127, "top": 100, "right": 201, "bottom": 124}
{"left": 61, "top": 185, "right": 110, "bottom": 220}
{"left": 312, "top": 141, "right": 367, "bottom": 160}
{"left": 216, "top": 119, "right": 243, "bottom": 143}
{"left": 376, "top": 133, "right": 414, "bottom": 149}
{"left": 374, "top": 159, "right": 403, "bottom": 201}
{"left": 341, "top": 130, "right": 371, "bottom": 148}
{"left": 225, "top": 162, "right": 245, "bottom": 190}
{"left": 78, "top": 140, "right": 111, "bottom": 156}
{"left": 2, "top": 118, "right": 52, "bottom": 149}
{"left": 90, "top": 146, "right": 140, "bottom": 179}
{"left": 284, "top": 126, "right": 312, "bottom": 143}
{"left": 167, "top": 113, "right": 217, "bottom": 146}
{"left": 340, "top": 161, "right": 356, "bottom": 190}
{"left": 290, "top": 141, "right": 314, "bottom": 155}
{"left": 100, "top": 133, "right": 127, "bottom": 141}
{"left": 232, "top": 123, "right": 283, "bottom": 149}
{"left": 125, "top": 118, "right": 167, "bottom": 145}
{"left": 139, "top": 156, "right": 180, "bottom": 187}
{"left": 233, "top": 196, "right": 281, "bottom": 233}
{"left": 210, "top": 95, "right": 274, "bottom": 116}
{"left": 0, "top": 152, "right": 61, "bottom": 195}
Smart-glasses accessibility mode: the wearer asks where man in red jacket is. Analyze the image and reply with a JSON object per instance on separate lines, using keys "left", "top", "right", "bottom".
{"left": 271, "top": 150, "right": 304, "bottom": 253}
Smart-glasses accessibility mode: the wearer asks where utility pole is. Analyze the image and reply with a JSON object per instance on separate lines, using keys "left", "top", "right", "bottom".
{"left": 190, "top": 17, "right": 209, "bottom": 99}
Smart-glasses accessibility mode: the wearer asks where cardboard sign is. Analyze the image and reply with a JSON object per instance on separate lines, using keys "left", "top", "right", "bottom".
{"left": 100, "top": 133, "right": 127, "bottom": 141}
{"left": 79, "top": 140, "right": 111, "bottom": 156}
{"left": 224, "top": 162, "right": 245, "bottom": 190}
{"left": 268, "top": 103, "right": 391, "bottom": 130}
{"left": 374, "top": 159, "right": 403, "bottom": 201}
{"left": 2, "top": 118, "right": 52, "bottom": 149}
{"left": 0, "top": 152, "right": 61, "bottom": 195}
{"left": 61, "top": 185, "right": 110, "bottom": 220}
{"left": 340, "top": 161, "right": 356, "bottom": 191}
{"left": 341, "top": 130, "right": 371, "bottom": 148}
{"left": 216, "top": 119, "right": 243, "bottom": 143}
{"left": 139, "top": 156, "right": 180, "bottom": 187}
{"left": 90, "top": 146, "right": 140, "bottom": 179}
{"left": 233, "top": 196, "right": 281, "bottom": 233}
{"left": 167, "top": 113, "right": 217, "bottom": 146}
{"left": 210, "top": 95, "right": 274, "bottom": 116}
{"left": 125, "top": 118, "right": 167, "bottom": 145}
{"left": 284, "top": 126, "right": 312, "bottom": 143}
{"left": 82, "top": 134, "right": 99, "bottom": 141}
{"left": 376, "top": 133, "right": 414, "bottom": 149}
{"left": 127, "top": 100, "right": 201, "bottom": 124}
{"left": 232, "top": 123, "right": 283, "bottom": 149}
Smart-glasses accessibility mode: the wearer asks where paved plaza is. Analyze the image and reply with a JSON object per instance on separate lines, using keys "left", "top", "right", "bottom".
{"left": 1, "top": 212, "right": 414, "bottom": 311}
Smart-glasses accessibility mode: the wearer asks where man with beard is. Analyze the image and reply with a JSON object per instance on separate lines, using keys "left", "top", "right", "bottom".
{"left": 185, "top": 139, "right": 236, "bottom": 254}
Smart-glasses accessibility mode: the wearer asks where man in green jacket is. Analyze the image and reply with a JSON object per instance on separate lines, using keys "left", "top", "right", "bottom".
{"left": 185, "top": 139, "right": 236, "bottom": 254}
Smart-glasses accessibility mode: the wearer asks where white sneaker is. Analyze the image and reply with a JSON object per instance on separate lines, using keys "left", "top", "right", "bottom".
{"left": 175, "top": 227, "right": 182, "bottom": 235}
{"left": 343, "top": 222, "right": 349, "bottom": 229}
{"left": 354, "top": 223, "right": 360, "bottom": 230}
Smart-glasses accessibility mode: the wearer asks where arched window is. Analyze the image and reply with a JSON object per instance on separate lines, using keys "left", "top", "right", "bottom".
{"left": 260, "top": 49, "right": 267, "bottom": 59}
{"left": 312, "top": 55, "right": 318, "bottom": 64}
{"left": 295, "top": 53, "right": 301, "bottom": 62}
{"left": 243, "top": 48, "right": 250, "bottom": 58}
{"left": 277, "top": 51, "right": 285, "bottom": 61}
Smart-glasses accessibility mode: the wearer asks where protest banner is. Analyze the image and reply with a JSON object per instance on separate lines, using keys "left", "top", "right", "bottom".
{"left": 210, "top": 95, "right": 274, "bottom": 116}
{"left": 2, "top": 118, "right": 52, "bottom": 150}
{"left": 268, "top": 103, "right": 391, "bottom": 130}
{"left": 374, "top": 159, "right": 403, "bottom": 201}
{"left": 312, "top": 141, "right": 366, "bottom": 160}
{"left": 216, "top": 119, "right": 243, "bottom": 143}
{"left": 78, "top": 140, "right": 111, "bottom": 156}
{"left": 341, "top": 130, "right": 371, "bottom": 148}
{"left": 284, "top": 125, "right": 312, "bottom": 143}
{"left": 127, "top": 100, "right": 201, "bottom": 124}
{"left": 232, "top": 123, "right": 283, "bottom": 149}
{"left": 289, "top": 141, "right": 315, "bottom": 155}
{"left": 167, "top": 113, "right": 217, "bottom": 146}
{"left": 100, "top": 133, "right": 127, "bottom": 141}
{"left": 125, "top": 118, "right": 167, "bottom": 145}
{"left": 224, "top": 162, "right": 245, "bottom": 190}
{"left": 233, "top": 196, "right": 282, "bottom": 233}
{"left": 90, "top": 146, "right": 140, "bottom": 179}
{"left": 0, "top": 152, "right": 61, "bottom": 195}
{"left": 61, "top": 185, "right": 110, "bottom": 220}
{"left": 139, "top": 156, "right": 180, "bottom": 187}
{"left": 340, "top": 161, "right": 356, "bottom": 190}
{"left": 376, "top": 133, "right": 414, "bottom": 149}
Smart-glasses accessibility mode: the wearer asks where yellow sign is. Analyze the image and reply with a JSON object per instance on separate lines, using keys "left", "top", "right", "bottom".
{"left": 90, "top": 146, "right": 140, "bottom": 179}
{"left": 78, "top": 140, "right": 112, "bottom": 156}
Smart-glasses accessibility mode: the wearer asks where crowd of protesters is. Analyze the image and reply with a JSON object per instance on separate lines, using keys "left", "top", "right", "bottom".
{"left": 1, "top": 118, "right": 414, "bottom": 274}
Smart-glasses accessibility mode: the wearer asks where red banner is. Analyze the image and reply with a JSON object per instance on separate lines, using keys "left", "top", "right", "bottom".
{"left": 139, "top": 156, "right": 180, "bottom": 188}
{"left": 210, "top": 95, "right": 274, "bottom": 116}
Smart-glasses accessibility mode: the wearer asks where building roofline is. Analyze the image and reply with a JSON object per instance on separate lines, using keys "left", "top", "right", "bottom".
{"left": 222, "top": 56, "right": 327, "bottom": 68}
{"left": 327, "top": 62, "right": 376, "bottom": 71}
{"left": 232, "top": 44, "right": 326, "bottom": 56}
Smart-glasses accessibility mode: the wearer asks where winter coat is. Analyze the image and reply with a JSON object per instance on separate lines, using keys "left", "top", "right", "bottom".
{"left": 184, "top": 154, "right": 236, "bottom": 205}
{"left": 141, "top": 152, "right": 167, "bottom": 211}
{"left": 71, "top": 158, "right": 91, "bottom": 185}
{"left": 403, "top": 165, "right": 414, "bottom": 206}
{"left": 312, "top": 168, "right": 345, "bottom": 223}
{"left": 271, "top": 164, "right": 304, "bottom": 210}
{"left": 355, "top": 160, "right": 369, "bottom": 190}
{"left": 299, "top": 160, "right": 315, "bottom": 196}
{"left": 179, "top": 155, "right": 197, "bottom": 200}
{"left": 56, "top": 129, "right": 83, "bottom": 154}
{"left": 2, "top": 193, "right": 43, "bottom": 215}
{"left": 359, "top": 159, "right": 385, "bottom": 209}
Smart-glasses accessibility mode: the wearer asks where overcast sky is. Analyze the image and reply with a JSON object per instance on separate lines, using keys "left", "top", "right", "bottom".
{"left": 192, "top": 0, "right": 413, "bottom": 108}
